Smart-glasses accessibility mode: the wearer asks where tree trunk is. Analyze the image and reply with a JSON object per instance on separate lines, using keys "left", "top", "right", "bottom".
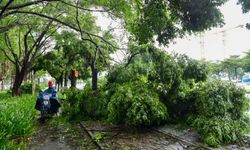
{"left": 64, "top": 64, "right": 70, "bottom": 87}
{"left": 10, "top": 72, "right": 13, "bottom": 88}
{"left": 12, "top": 76, "right": 22, "bottom": 96}
{"left": 70, "top": 77, "right": 77, "bottom": 88}
{"left": 31, "top": 70, "right": 35, "bottom": 96}
{"left": 70, "top": 70, "right": 77, "bottom": 88}
{"left": 234, "top": 68, "right": 237, "bottom": 80}
{"left": 1, "top": 80, "right": 3, "bottom": 90}
{"left": 57, "top": 82, "right": 60, "bottom": 91}
{"left": 228, "top": 72, "right": 231, "bottom": 81}
{"left": 12, "top": 67, "right": 26, "bottom": 96}
{"left": 38, "top": 78, "right": 40, "bottom": 85}
{"left": 60, "top": 80, "right": 63, "bottom": 90}
{"left": 91, "top": 63, "right": 98, "bottom": 91}
{"left": 64, "top": 71, "right": 68, "bottom": 87}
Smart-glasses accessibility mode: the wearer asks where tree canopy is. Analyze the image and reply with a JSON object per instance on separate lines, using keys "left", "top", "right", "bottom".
{"left": 0, "top": 0, "right": 230, "bottom": 95}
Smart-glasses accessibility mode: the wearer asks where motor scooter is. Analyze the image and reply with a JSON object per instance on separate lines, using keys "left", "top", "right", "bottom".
{"left": 38, "top": 91, "right": 59, "bottom": 124}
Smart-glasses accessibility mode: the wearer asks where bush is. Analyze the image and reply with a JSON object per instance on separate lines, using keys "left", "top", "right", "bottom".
{"left": 188, "top": 81, "right": 250, "bottom": 147}
{"left": 62, "top": 83, "right": 108, "bottom": 121}
{"left": 107, "top": 81, "right": 168, "bottom": 126}
{"left": 20, "top": 82, "right": 41, "bottom": 94}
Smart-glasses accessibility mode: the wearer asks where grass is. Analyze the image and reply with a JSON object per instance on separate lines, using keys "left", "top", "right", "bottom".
{"left": 0, "top": 92, "right": 37, "bottom": 150}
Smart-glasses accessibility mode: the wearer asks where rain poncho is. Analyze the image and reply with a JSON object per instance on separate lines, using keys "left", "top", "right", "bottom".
{"left": 35, "top": 87, "right": 61, "bottom": 112}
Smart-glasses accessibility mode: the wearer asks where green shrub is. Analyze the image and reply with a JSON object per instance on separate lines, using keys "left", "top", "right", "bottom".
{"left": 107, "top": 81, "right": 168, "bottom": 126}
{"left": 0, "top": 92, "right": 12, "bottom": 100}
{"left": 20, "top": 82, "right": 41, "bottom": 94}
{"left": 188, "top": 81, "right": 250, "bottom": 147}
{"left": 62, "top": 83, "right": 108, "bottom": 121}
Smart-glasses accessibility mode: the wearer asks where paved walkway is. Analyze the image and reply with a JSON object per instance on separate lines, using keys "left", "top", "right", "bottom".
{"left": 28, "top": 122, "right": 98, "bottom": 150}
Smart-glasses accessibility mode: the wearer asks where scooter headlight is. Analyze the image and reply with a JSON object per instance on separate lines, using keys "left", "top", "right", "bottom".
{"left": 43, "top": 100, "right": 49, "bottom": 105}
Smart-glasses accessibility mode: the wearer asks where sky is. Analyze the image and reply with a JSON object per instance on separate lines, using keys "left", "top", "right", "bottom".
{"left": 94, "top": 0, "right": 250, "bottom": 61}
{"left": 166, "top": 0, "right": 250, "bottom": 61}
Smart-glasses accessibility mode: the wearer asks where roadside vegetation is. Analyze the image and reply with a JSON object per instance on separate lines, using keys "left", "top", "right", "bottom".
{"left": 0, "top": 93, "right": 36, "bottom": 149}
{"left": 62, "top": 45, "right": 250, "bottom": 147}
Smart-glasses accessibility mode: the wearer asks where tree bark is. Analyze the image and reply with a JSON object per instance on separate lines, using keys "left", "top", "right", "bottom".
{"left": 91, "top": 63, "right": 98, "bottom": 91}
{"left": 0, "top": 80, "right": 3, "bottom": 90}
{"left": 38, "top": 77, "right": 40, "bottom": 85}
{"left": 234, "top": 68, "right": 238, "bottom": 80}
{"left": 12, "top": 75, "right": 23, "bottom": 96}
{"left": 70, "top": 69, "right": 78, "bottom": 88}
{"left": 64, "top": 71, "right": 67, "bottom": 87}
{"left": 70, "top": 73, "right": 77, "bottom": 88}
{"left": 32, "top": 70, "right": 35, "bottom": 96}
{"left": 228, "top": 72, "right": 231, "bottom": 81}
{"left": 12, "top": 67, "right": 27, "bottom": 96}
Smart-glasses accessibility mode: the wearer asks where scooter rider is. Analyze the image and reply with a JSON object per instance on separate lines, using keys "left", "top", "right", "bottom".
{"left": 35, "top": 80, "right": 61, "bottom": 113}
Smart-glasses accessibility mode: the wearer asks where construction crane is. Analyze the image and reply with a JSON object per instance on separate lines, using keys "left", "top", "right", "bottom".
{"left": 199, "top": 24, "right": 244, "bottom": 60}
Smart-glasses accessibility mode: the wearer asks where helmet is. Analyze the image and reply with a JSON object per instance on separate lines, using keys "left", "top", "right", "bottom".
{"left": 48, "top": 80, "right": 54, "bottom": 87}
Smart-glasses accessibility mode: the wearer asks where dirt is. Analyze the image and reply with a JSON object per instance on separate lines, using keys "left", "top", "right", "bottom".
{"left": 28, "top": 121, "right": 98, "bottom": 150}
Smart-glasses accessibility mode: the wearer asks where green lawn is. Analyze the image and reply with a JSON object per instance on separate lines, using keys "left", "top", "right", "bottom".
{"left": 0, "top": 92, "right": 37, "bottom": 150}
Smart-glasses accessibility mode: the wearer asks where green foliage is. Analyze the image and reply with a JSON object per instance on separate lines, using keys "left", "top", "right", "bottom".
{"left": 175, "top": 54, "right": 209, "bottom": 82}
{"left": 106, "top": 44, "right": 249, "bottom": 147}
{"left": 188, "top": 81, "right": 250, "bottom": 147}
{"left": 237, "top": 0, "right": 250, "bottom": 29}
{"left": 126, "top": 0, "right": 227, "bottom": 45}
{"left": 107, "top": 45, "right": 209, "bottom": 124}
{"left": 148, "top": 48, "right": 182, "bottom": 96}
{"left": 221, "top": 55, "right": 243, "bottom": 80}
{"left": 0, "top": 93, "right": 36, "bottom": 149}
{"left": 238, "top": 0, "right": 250, "bottom": 13}
{"left": 149, "top": 52, "right": 208, "bottom": 121}
{"left": 20, "top": 82, "right": 41, "bottom": 94}
{"left": 93, "top": 133, "right": 108, "bottom": 142}
{"left": 191, "top": 115, "right": 249, "bottom": 147}
{"left": 62, "top": 83, "right": 108, "bottom": 121}
{"left": 107, "top": 81, "right": 168, "bottom": 126}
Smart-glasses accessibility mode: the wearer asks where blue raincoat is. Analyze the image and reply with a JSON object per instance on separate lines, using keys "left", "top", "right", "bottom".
{"left": 35, "top": 87, "right": 61, "bottom": 112}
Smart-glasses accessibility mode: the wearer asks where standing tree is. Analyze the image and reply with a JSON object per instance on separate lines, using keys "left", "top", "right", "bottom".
{"left": 241, "top": 50, "right": 250, "bottom": 72}
{"left": 221, "top": 55, "right": 243, "bottom": 80}
{"left": 0, "top": 20, "right": 58, "bottom": 95}
{"left": 80, "top": 32, "right": 116, "bottom": 91}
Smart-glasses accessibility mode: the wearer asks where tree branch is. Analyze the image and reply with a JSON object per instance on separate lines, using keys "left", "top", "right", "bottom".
{"left": 0, "top": 0, "right": 14, "bottom": 17}
{"left": 18, "top": 28, "right": 23, "bottom": 60}
{"left": 0, "top": 47, "right": 15, "bottom": 64}
{"left": 4, "top": 33, "right": 20, "bottom": 66}
{"left": 23, "top": 28, "right": 32, "bottom": 55}
{"left": 124, "top": 52, "right": 141, "bottom": 68}
{"left": 60, "top": 0, "right": 113, "bottom": 13}
{"left": 2, "top": 10, "right": 119, "bottom": 49}
{"left": 0, "top": 0, "right": 59, "bottom": 10}
{"left": 30, "top": 23, "right": 61, "bottom": 64}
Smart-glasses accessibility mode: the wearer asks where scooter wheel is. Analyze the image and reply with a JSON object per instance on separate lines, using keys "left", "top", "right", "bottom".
{"left": 40, "top": 117, "right": 45, "bottom": 124}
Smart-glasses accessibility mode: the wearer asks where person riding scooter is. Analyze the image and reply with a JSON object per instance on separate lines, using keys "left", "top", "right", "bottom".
{"left": 35, "top": 80, "right": 61, "bottom": 121}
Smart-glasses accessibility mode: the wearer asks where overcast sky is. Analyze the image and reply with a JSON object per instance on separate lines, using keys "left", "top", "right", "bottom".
{"left": 94, "top": 0, "right": 250, "bottom": 62}
{"left": 166, "top": 0, "right": 250, "bottom": 61}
